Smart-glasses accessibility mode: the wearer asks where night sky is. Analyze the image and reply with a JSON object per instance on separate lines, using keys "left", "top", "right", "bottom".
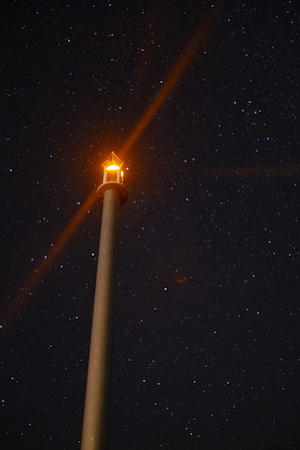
{"left": 1, "top": 1, "right": 299, "bottom": 449}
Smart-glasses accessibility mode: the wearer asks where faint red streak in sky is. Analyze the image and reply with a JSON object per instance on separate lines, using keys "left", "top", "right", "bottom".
{"left": 1, "top": 189, "right": 98, "bottom": 335}
{"left": 1, "top": 8, "right": 217, "bottom": 334}
{"left": 119, "top": 7, "right": 217, "bottom": 159}
{"left": 179, "top": 165, "right": 300, "bottom": 175}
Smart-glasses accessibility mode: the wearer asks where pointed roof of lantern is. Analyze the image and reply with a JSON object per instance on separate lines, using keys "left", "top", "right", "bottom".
{"left": 102, "top": 151, "right": 124, "bottom": 170}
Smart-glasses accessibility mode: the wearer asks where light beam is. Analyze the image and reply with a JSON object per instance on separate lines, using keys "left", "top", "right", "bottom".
{"left": 1, "top": 7, "right": 218, "bottom": 333}
{"left": 0, "top": 188, "right": 98, "bottom": 335}
{"left": 119, "top": 7, "right": 217, "bottom": 159}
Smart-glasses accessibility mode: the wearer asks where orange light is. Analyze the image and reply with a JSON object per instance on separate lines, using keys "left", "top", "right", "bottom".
{"left": 106, "top": 164, "right": 121, "bottom": 171}
{"left": 176, "top": 277, "right": 187, "bottom": 284}
{"left": 102, "top": 152, "right": 123, "bottom": 171}
{"left": 101, "top": 152, "right": 125, "bottom": 184}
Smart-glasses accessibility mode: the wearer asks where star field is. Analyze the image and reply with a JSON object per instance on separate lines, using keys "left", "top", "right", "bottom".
{"left": 1, "top": 1, "right": 299, "bottom": 449}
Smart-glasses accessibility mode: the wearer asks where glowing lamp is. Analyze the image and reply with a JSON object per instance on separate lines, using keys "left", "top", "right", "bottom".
{"left": 101, "top": 151, "right": 124, "bottom": 183}
{"left": 106, "top": 165, "right": 120, "bottom": 170}
{"left": 97, "top": 151, "right": 128, "bottom": 205}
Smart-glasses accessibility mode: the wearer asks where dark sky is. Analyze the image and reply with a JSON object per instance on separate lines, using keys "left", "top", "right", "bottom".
{"left": 1, "top": 1, "right": 299, "bottom": 449}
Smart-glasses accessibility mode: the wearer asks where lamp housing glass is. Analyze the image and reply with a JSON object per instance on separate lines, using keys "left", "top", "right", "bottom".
{"left": 102, "top": 152, "right": 124, "bottom": 184}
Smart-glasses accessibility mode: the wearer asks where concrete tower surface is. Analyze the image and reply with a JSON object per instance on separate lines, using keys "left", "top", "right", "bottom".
{"left": 81, "top": 152, "right": 127, "bottom": 450}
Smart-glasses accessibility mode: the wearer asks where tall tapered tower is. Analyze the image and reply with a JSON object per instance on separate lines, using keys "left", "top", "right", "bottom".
{"left": 81, "top": 152, "right": 128, "bottom": 450}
